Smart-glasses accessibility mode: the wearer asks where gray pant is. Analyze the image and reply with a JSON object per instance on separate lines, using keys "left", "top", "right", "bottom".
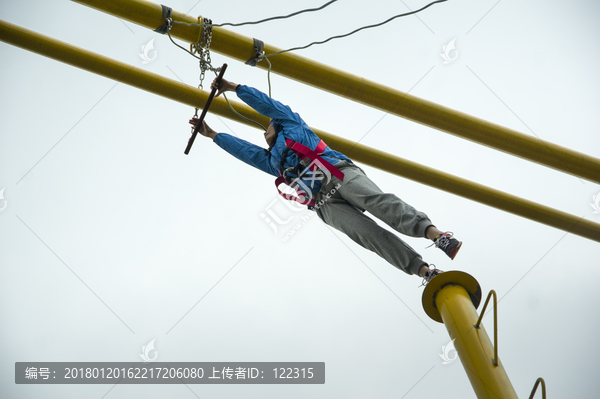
{"left": 314, "top": 162, "right": 433, "bottom": 275}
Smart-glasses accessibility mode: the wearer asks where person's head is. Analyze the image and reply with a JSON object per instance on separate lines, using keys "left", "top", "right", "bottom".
{"left": 265, "top": 120, "right": 281, "bottom": 149}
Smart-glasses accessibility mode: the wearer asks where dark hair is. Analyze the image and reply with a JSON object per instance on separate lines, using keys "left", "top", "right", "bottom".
{"left": 267, "top": 120, "right": 282, "bottom": 152}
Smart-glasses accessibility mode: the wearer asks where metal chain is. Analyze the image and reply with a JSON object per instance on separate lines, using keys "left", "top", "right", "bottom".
{"left": 196, "top": 17, "right": 220, "bottom": 90}
{"left": 164, "top": 15, "right": 227, "bottom": 125}
{"left": 168, "top": 16, "right": 265, "bottom": 131}
{"left": 190, "top": 17, "right": 221, "bottom": 119}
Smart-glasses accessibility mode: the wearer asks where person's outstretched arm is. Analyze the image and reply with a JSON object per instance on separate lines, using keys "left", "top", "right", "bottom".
{"left": 189, "top": 118, "right": 278, "bottom": 176}
{"left": 212, "top": 78, "right": 303, "bottom": 125}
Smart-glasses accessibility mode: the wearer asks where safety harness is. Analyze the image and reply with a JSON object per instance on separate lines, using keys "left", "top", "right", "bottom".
{"left": 275, "top": 138, "right": 344, "bottom": 206}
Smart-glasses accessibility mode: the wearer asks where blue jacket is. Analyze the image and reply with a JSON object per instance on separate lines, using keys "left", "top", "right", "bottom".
{"left": 214, "top": 85, "right": 351, "bottom": 199}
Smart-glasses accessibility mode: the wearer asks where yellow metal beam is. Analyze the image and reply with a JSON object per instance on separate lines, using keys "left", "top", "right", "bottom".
{"left": 2, "top": 19, "right": 600, "bottom": 243}
{"left": 72, "top": 0, "right": 600, "bottom": 185}
{"left": 423, "top": 272, "right": 519, "bottom": 399}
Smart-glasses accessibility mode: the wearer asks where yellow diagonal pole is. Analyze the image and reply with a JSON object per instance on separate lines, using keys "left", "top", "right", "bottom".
{"left": 423, "top": 272, "right": 519, "bottom": 399}
{"left": 2, "top": 19, "right": 600, "bottom": 243}
{"left": 72, "top": 0, "right": 600, "bottom": 185}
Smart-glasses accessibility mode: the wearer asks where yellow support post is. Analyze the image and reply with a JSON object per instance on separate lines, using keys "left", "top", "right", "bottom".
{"left": 2, "top": 19, "right": 600, "bottom": 243}
{"left": 72, "top": 0, "right": 600, "bottom": 185}
{"left": 423, "top": 271, "right": 519, "bottom": 399}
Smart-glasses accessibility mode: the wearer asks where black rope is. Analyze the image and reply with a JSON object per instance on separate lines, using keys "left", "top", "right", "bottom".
{"left": 172, "top": 1, "right": 339, "bottom": 29}
{"left": 264, "top": 0, "right": 448, "bottom": 58}
{"left": 163, "top": 0, "right": 448, "bottom": 133}
{"left": 169, "top": 0, "right": 447, "bottom": 58}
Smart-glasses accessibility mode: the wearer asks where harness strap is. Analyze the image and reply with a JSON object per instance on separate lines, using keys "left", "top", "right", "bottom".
{"left": 315, "top": 139, "right": 327, "bottom": 154}
{"left": 284, "top": 139, "right": 344, "bottom": 181}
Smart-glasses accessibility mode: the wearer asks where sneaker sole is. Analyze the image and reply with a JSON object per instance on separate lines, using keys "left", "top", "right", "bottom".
{"left": 449, "top": 241, "right": 462, "bottom": 260}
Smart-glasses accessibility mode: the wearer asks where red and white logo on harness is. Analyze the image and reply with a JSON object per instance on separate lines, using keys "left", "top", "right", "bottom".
{"left": 275, "top": 139, "right": 344, "bottom": 207}
{"left": 296, "top": 158, "right": 333, "bottom": 187}
{"left": 288, "top": 158, "right": 334, "bottom": 202}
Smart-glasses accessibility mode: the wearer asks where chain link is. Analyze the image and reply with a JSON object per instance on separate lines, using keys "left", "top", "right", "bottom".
{"left": 190, "top": 16, "right": 222, "bottom": 121}
{"left": 194, "top": 17, "right": 221, "bottom": 91}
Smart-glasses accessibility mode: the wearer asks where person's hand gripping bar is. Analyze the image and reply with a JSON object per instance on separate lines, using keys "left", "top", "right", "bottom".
{"left": 184, "top": 63, "right": 228, "bottom": 155}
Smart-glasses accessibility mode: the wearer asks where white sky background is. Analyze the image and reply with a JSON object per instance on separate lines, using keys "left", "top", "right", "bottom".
{"left": 1, "top": 0, "right": 600, "bottom": 397}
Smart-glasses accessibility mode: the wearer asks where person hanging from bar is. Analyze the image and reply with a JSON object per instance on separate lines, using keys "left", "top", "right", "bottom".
{"left": 190, "top": 77, "right": 462, "bottom": 286}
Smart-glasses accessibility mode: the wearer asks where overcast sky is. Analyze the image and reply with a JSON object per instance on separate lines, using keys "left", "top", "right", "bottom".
{"left": 1, "top": 0, "right": 599, "bottom": 398}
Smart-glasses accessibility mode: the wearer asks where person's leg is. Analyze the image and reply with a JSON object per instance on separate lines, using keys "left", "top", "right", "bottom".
{"left": 425, "top": 226, "right": 445, "bottom": 240}
{"left": 315, "top": 192, "right": 427, "bottom": 276}
{"left": 327, "top": 162, "right": 462, "bottom": 260}
{"left": 332, "top": 164, "right": 433, "bottom": 238}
